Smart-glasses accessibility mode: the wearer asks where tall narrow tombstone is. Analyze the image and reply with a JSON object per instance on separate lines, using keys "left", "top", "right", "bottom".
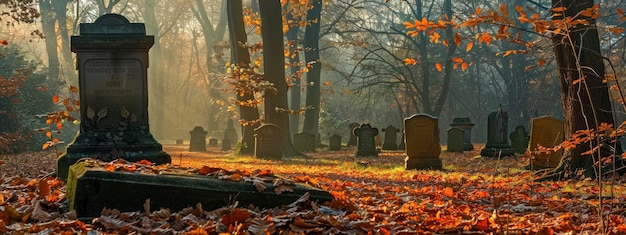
{"left": 354, "top": 124, "right": 379, "bottom": 157}
{"left": 398, "top": 129, "right": 405, "bottom": 150}
{"left": 223, "top": 119, "right": 238, "bottom": 145}
{"left": 347, "top": 123, "right": 360, "bottom": 146}
{"left": 480, "top": 107, "right": 516, "bottom": 157}
{"left": 446, "top": 127, "right": 464, "bottom": 152}
{"left": 189, "top": 127, "right": 207, "bottom": 152}
{"left": 293, "top": 132, "right": 316, "bottom": 152}
{"left": 329, "top": 134, "right": 342, "bottom": 151}
{"left": 404, "top": 114, "right": 442, "bottom": 170}
{"left": 529, "top": 116, "right": 564, "bottom": 169}
{"left": 254, "top": 124, "right": 284, "bottom": 160}
{"left": 382, "top": 125, "right": 400, "bottom": 150}
{"left": 57, "top": 14, "right": 170, "bottom": 179}
{"left": 221, "top": 139, "right": 231, "bottom": 151}
{"left": 450, "top": 117, "right": 475, "bottom": 151}
{"left": 509, "top": 125, "right": 530, "bottom": 154}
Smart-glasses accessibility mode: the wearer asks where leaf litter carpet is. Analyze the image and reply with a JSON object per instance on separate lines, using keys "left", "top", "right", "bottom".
{"left": 1, "top": 145, "right": 626, "bottom": 234}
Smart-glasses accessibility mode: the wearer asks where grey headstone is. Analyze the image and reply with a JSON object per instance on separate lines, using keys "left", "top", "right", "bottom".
{"left": 382, "top": 125, "right": 400, "bottom": 150}
{"left": 398, "top": 129, "right": 405, "bottom": 150}
{"left": 57, "top": 14, "right": 170, "bottom": 179}
{"left": 480, "top": 107, "right": 516, "bottom": 157}
{"left": 354, "top": 124, "right": 379, "bottom": 157}
{"left": 293, "top": 132, "right": 316, "bottom": 152}
{"left": 254, "top": 124, "right": 283, "bottom": 160}
{"left": 450, "top": 117, "right": 475, "bottom": 151}
{"left": 329, "top": 134, "right": 341, "bottom": 151}
{"left": 221, "top": 138, "right": 231, "bottom": 151}
{"left": 347, "top": 123, "right": 359, "bottom": 146}
{"left": 509, "top": 125, "right": 529, "bottom": 154}
{"left": 446, "top": 127, "right": 464, "bottom": 152}
{"left": 208, "top": 138, "right": 218, "bottom": 147}
{"left": 223, "top": 119, "right": 238, "bottom": 144}
{"left": 189, "top": 126, "right": 207, "bottom": 152}
{"left": 175, "top": 139, "right": 183, "bottom": 145}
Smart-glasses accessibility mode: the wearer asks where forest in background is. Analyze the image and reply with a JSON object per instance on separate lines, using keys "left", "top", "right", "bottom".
{"left": 0, "top": 0, "right": 625, "bottom": 152}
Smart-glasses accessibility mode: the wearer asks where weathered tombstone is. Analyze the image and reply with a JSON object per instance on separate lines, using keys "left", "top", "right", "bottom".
{"left": 189, "top": 126, "right": 207, "bottom": 152}
{"left": 223, "top": 119, "right": 238, "bottom": 144}
{"left": 293, "top": 132, "right": 316, "bottom": 152}
{"left": 480, "top": 107, "right": 516, "bottom": 157}
{"left": 175, "top": 139, "right": 183, "bottom": 145}
{"left": 398, "top": 129, "right": 405, "bottom": 150}
{"left": 354, "top": 124, "right": 379, "bottom": 157}
{"left": 254, "top": 124, "right": 284, "bottom": 160}
{"left": 446, "top": 127, "right": 464, "bottom": 152}
{"left": 208, "top": 138, "right": 218, "bottom": 147}
{"left": 329, "top": 134, "right": 342, "bottom": 151}
{"left": 347, "top": 123, "right": 360, "bottom": 146}
{"left": 382, "top": 125, "right": 400, "bottom": 150}
{"left": 450, "top": 117, "right": 475, "bottom": 151}
{"left": 404, "top": 114, "right": 442, "bottom": 170}
{"left": 509, "top": 125, "right": 530, "bottom": 154}
{"left": 221, "top": 139, "right": 231, "bottom": 151}
{"left": 57, "top": 14, "right": 170, "bottom": 179}
{"left": 528, "top": 116, "right": 564, "bottom": 169}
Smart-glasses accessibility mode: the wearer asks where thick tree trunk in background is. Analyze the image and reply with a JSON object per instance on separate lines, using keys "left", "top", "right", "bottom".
{"left": 286, "top": 10, "right": 301, "bottom": 136}
{"left": 301, "top": 0, "right": 322, "bottom": 136}
{"left": 53, "top": 0, "right": 75, "bottom": 82}
{"left": 227, "top": 0, "right": 260, "bottom": 155}
{"left": 259, "top": 0, "right": 294, "bottom": 157}
{"left": 549, "top": 0, "right": 615, "bottom": 179}
{"left": 38, "top": 0, "right": 60, "bottom": 81}
{"left": 142, "top": 0, "right": 165, "bottom": 139}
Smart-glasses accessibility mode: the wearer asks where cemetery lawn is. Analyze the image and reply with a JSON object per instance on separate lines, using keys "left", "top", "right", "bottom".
{"left": 2, "top": 145, "right": 626, "bottom": 234}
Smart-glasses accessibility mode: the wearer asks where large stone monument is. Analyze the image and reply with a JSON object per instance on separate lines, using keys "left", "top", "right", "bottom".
{"left": 382, "top": 125, "right": 400, "bottom": 150}
{"left": 528, "top": 116, "right": 564, "bottom": 169}
{"left": 450, "top": 117, "right": 475, "bottom": 151}
{"left": 480, "top": 107, "right": 516, "bottom": 157}
{"left": 58, "top": 14, "right": 170, "bottom": 179}
{"left": 354, "top": 124, "right": 379, "bottom": 157}
{"left": 404, "top": 114, "right": 442, "bottom": 170}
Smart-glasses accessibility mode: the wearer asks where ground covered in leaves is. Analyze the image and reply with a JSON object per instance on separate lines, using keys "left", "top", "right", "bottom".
{"left": 2, "top": 145, "right": 626, "bottom": 234}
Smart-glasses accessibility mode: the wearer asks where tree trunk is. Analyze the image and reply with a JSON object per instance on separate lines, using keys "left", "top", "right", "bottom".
{"left": 53, "top": 0, "right": 75, "bottom": 82}
{"left": 548, "top": 0, "right": 615, "bottom": 179}
{"left": 38, "top": 0, "right": 60, "bottom": 81}
{"left": 227, "top": 0, "right": 260, "bottom": 155}
{"left": 301, "top": 0, "right": 322, "bottom": 136}
{"left": 142, "top": 0, "right": 165, "bottom": 139}
{"left": 259, "top": 0, "right": 294, "bottom": 157}
{"left": 286, "top": 9, "right": 301, "bottom": 136}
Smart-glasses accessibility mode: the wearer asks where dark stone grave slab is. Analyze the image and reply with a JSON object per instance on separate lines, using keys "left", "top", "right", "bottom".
{"left": 404, "top": 114, "right": 442, "bottom": 170}
{"left": 398, "top": 130, "right": 405, "bottom": 150}
{"left": 480, "top": 107, "right": 516, "bottom": 157}
{"left": 208, "top": 138, "right": 218, "bottom": 147}
{"left": 175, "top": 139, "right": 183, "bottom": 145}
{"left": 509, "top": 125, "right": 529, "bottom": 154}
{"left": 189, "top": 126, "right": 207, "bottom": 152}
{"left": 223, "top": 119, "right": 238, "bottom": 144}
{"left": 354, "top": 124, "right": 378, "bottom": 157}
{"left": 446, "top": 127, "right": 464, "bottom": 152}
{"left": 254, "top": 124, "right": 284, "bottom": 160}
{"left": 382, "top": 125, "right": 400, "bottom": 150}
{"left": 347, "top": 123, "right": 359, "bottom": 147}
{"left": 66, "top": 161, "right": 333, "bottom": 219}
{"left": 450, "top": 117, "right": 475, "bottom": 151}
{"left": 57, "top": 14, "right": 170, "bottom": 179}
{"left": 328, "top": 134, "right": 341, "bottom": 151}
{"left": 221, "top": 138, "right": 231, "bottom": 151}
{"left": 293, "top": 132, "right": 316, "bottom": 152}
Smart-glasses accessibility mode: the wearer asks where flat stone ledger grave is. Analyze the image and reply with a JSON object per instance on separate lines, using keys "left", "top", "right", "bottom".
{"left": 404, "top": 114, "right": 442, "bottom": 170}
{"left": 66, "top": 161, "right": 333, "bottom": 219}
{"left": 58, "top": 14, "right": 170, "bottom": 179}
{"left": 529, "top": 116, "right": 564, "bottom": 169}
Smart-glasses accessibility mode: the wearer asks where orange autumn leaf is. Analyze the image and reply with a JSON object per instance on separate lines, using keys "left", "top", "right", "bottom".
{"left": 52, "top": 95, "right": 60, "bottom": 104}
{"left": 466, "top": 42, "right": 473, "bottom": 52}
{"left": 480, "top": 32, "right": 491, "bottom": 45}
{"left": 38, "top": 179, "right": 51, "bottom": 199}
{"left": 230, "top": 173, "right": 242, "bottom": 181}
{"left": 538, "top": 59, "right": 546, "bottom": 66}
{"left": 404, "top": 58, "right": 417, "bottom": 65}
{"left": 69, "top": 85, "right": 78, "bottom": 93}
{"left": 435, "top": 63, "right": 443, "bottom": 72}
{"left": 105, "top": 164, "right": 116, "bottom": 172}
{"left": 461, "top": 62, "right": 468, "bottom": 71}
{"left": 0, "top": 39, "right": 7, "bottom": 45}
{"left": 443, "top": 187, "right": 454, "bottom": 197}
{"left": 609, "top": 27, "right": 625, "bottom": 35}
{"left": 454, "top": 33, "right": 461, "bottom": 46}
{"left": 451, "top": 57, "right": 463, "bottom": 63}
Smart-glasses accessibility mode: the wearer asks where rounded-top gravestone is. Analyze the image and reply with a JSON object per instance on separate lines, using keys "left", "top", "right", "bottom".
{"left": 480, "top": 107, "right": 515, "bottom": 157}
{"left": 354, "top": 124, "right": 379, "bottom": 157}
{"left": 189, "top": 126, "right": 208, "bottom": 152}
